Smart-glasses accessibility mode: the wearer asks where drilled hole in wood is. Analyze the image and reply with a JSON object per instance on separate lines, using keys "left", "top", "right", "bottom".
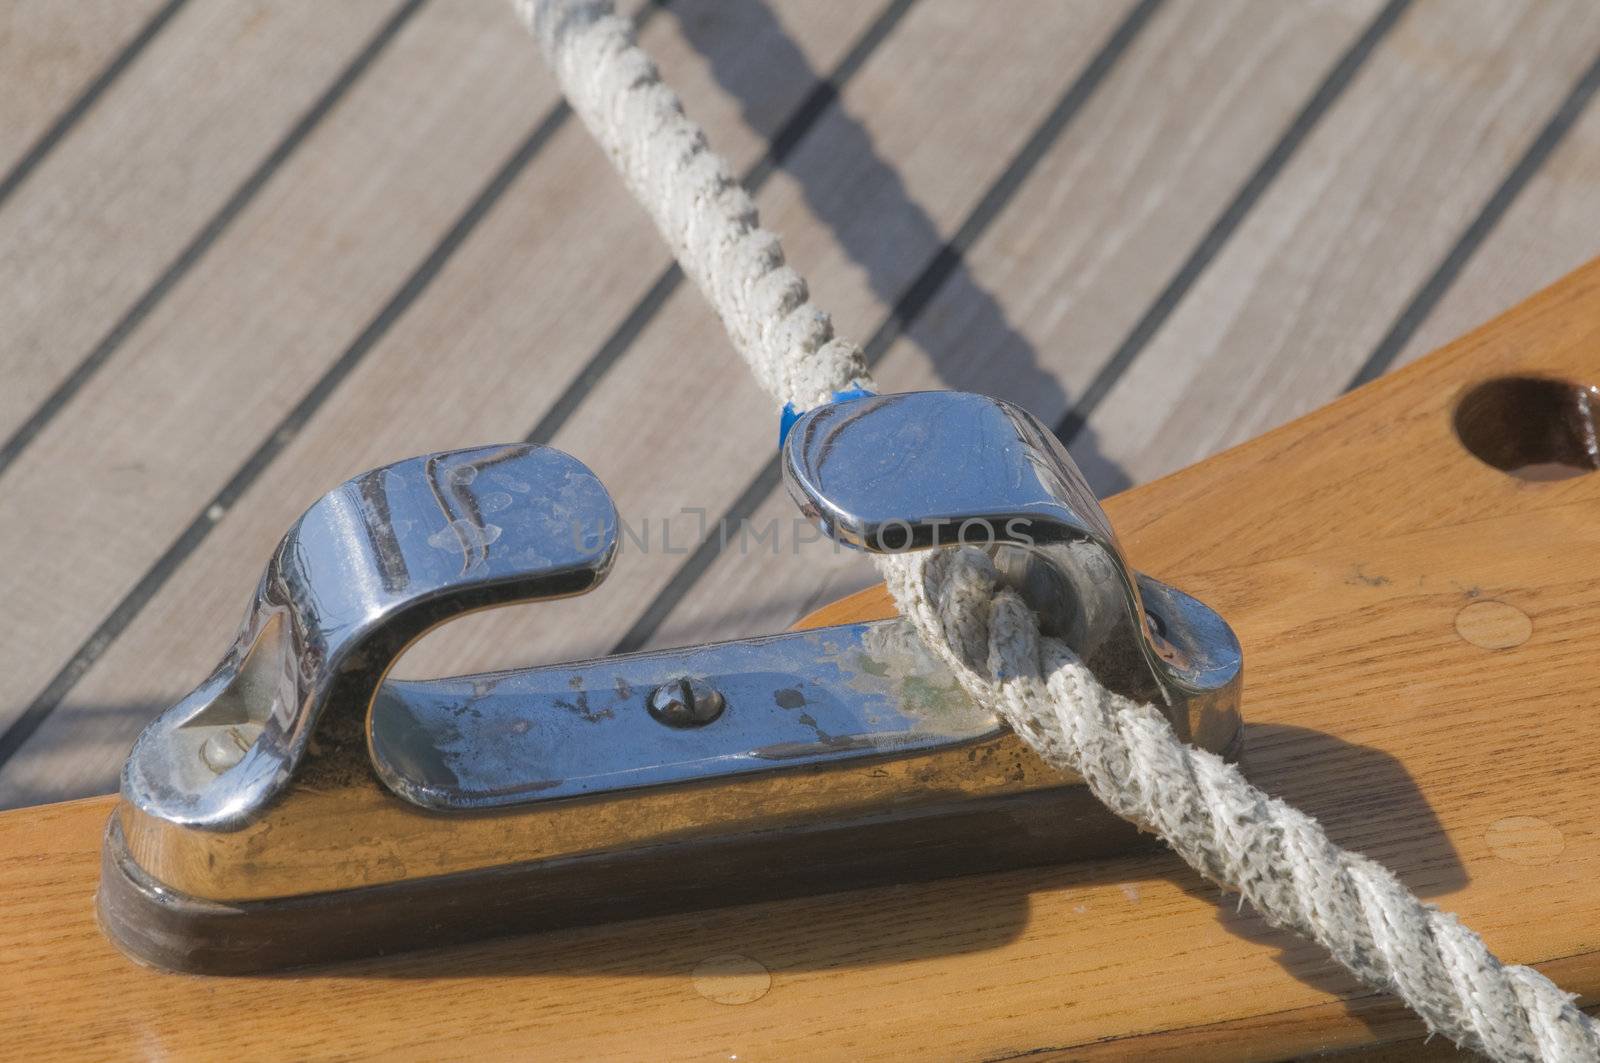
{"left": 1453, "top": 376, "right": 1600, "bottom": 481}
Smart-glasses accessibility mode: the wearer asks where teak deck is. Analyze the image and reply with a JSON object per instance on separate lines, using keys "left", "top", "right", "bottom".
{"left": 3, "top": 0, "right": 1600, "bottom": 808}
{"left": 6, "top": 252, "right": 1600, "bottom": 1059}
{"left": 4, "top": 1, "right": 1600, "bottom": 1058}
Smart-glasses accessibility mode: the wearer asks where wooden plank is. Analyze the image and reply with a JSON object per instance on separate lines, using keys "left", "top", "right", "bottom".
{"left": 0, "top": 0, "right": 558, "bottom": 770}
{"left": 1080, "top": 0, "right": 1600, "bottom": 488}
{"left": 460, "top": 0, "right": 1150, "bottom": 670}
{"left": 0, "top": 0, "right": 896, "bottom": 805}
{"left": 0, "top": 0, "right": 400, "bottom": 442}
{"left": 0, "top": 0, "right": 169, "bottom": 179}
{"left": 647, "top": 0, "right": 1388, "bottom": 654}
{"left": 6, "top": 258, "right": 1600, "bottom": 1059}
{"left": 6, "top": 2, "right": 1597, "bottom": 829}
{"left": 1389, "top": 59, "right": 1600, "bottom": 371}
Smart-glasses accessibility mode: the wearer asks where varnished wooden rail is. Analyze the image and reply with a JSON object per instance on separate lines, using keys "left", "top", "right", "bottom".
{"left": 5, "top": 260, "right": 1600, "bottom": 1059}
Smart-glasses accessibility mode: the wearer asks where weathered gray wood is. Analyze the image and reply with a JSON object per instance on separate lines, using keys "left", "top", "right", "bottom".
{"left": 1083, "top": 0, "right": 1600, "bottom": 488}
{"left": 4, "top": 0, "right": 1600, "bottom": 806}
{"left": 0, "top": 0, "right": 398, "bottom": 441}
{"left": 612, "top": 0, "right": 1600, "bottom": 674}
{"left": 0, "top": 0, "right": 545, "bottom": 756}
{"left": 476, "top": 0, "right": 1148, "bottom": 674}
{"left": 648, "top": 0, "right": 1392, "bottom": 654}
{"left": 1392, "top": 60, "right": 1600, "bottom": 370}
{"left": 0, "top": 0, "right": 906, "bottom": 803}
{"left": 0, "top": 0, "right": 167, "bottom": 177}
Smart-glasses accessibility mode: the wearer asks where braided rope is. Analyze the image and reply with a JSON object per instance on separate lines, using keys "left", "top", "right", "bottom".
{"left": 513, "top": 2, "right": 1599, "bottom": 1058}
{"left": 519, "top": 0, "right": 867, "bottom": 411}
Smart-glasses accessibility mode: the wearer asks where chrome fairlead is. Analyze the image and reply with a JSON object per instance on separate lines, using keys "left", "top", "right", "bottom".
{"left": 100, "top": 391, "right": 1241, "bottom": 973}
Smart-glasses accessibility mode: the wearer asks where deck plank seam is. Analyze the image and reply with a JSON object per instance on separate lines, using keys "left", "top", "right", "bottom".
{"left": 1347, "top": 45, "right": 1600, "bottom": 389}
{"left": 0, "top": 0, "right": 192, "bottom": 213}
{"left": 1051, "top": 0, "right": 1412, "bottom": 445}
{"left": 608, "top": 0, "right": 1171, "bottom": 653}
{"left": 0, "top": 0, "right": 430, "bottom": 482}
{"left": 0, "top": 0, "right": 669, "bottom": 772}
{"left": 523, "top": 0, "right": 918, "bottom": 447}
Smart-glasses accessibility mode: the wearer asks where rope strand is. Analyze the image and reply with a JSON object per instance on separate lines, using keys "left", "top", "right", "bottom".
{"left": 518, "top": 0, "right": 868, "bottom": 411}
{"left": 514, "top": 2, "right": 1599, "bottom": 1058}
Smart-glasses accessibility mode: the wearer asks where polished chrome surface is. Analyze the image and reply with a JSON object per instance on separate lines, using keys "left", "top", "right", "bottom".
{"left": 117, "top": 393, "right": 1241, "bottom": 903}
{"left": 784, "top": 391, "right": 1242, "bottom": 742}
{"left": 122, "top": 445, "right": 998, "bottom": 827}
{"left": 372, "top": 621, "right": 990, "bottom": 809}
{"left": 645, "top": 676, "right": 726, "bottom": 728}
{"left": 123, "top": 444, "right": 618, "bottom": 831}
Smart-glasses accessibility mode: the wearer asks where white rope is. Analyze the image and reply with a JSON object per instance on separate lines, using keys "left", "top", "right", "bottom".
{"left": 513, "top": 2, "right": 1599, "bottom": 1058}
{"left": 519, "top": 0, "right": 868, "bottom": 411}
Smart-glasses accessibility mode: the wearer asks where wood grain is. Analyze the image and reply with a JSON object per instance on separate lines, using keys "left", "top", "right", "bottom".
{"left": 650, "top": 0, "right": 1600, "bottom": 665}
{"left": 0, "top": 0, "right": 398, "bottom": 441}
{"left": 454, "top": 0, "right": 1143, "bottom": 664}
{"left": 647, "top": 0, "right": 1387, "bottom": 651}
{"left": 0, "top": 0, "right": 887, "bottom": 803}
{"left": 0, "top": 0, "right": 167, "bottom": 177}
{"left": 1393, "top": 49, "right": 1600, "bottom": 371}
{"left": 4, "top": 0, "right": 1600, "bottom": 846}
{"left": 0, "top": 0, "right": 1135, "bottom": 803}
{"left": 0, "top": 0, "right": 563, "bottom": 770}
{"left": 1085, "top": 0, "right": 1600, "bottom": 488}
{"left": 6, "top": 256, "right": 1600, "bottom": 1060}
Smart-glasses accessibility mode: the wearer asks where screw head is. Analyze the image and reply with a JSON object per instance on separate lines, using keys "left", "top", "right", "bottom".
{"left": 199, "top": 725, "right": 254, "bottom": 774}
{"left": 647, "top": 676, "right": 725, "bottom": 727}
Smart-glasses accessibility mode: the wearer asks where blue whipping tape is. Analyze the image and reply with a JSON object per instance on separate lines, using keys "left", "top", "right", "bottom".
{"left": 778, "top": 386, "right": 876, "bottom": 448}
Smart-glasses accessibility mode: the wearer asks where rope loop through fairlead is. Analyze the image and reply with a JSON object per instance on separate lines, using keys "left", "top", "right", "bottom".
{"left": 513, "top": 2, "right": 1599, "bottom": 1058}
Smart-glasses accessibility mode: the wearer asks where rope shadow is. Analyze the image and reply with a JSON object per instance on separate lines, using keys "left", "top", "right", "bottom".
{"left": 327, "top": 721, "right": 1456, "bottom": 989}
{"left": 1190, "top": 722, "right": 1466, "bottom": 1026}
{"left": 34, "top": 707, "right": 1460, "bottom": 1021}
{"left": 668, "top": 0, "right": 1134, "bottom": 496}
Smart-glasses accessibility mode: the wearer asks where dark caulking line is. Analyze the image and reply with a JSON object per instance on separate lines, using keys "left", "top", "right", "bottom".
{"left": 612, "top": 0, "right": 1166, "bottom": 656}
{"left": 0, "top": 0, "right": 430, "bottom": 482}
{"left": 523, "top": 0, "right": 917, "bottom": 447}
{"left": 1346, "top": 47, "right": 1600, "bottom": 390}
{"left": 0, "top": 3, "right": 682, "bottom": 772}
{"left": 1053, "top": 0, "right": 1413, "bottom": 444}
{"left": 0, "top": 0, "right": 192, "bottom": 213}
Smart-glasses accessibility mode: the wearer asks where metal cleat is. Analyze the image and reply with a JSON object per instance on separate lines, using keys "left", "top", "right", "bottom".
{"left": 100, "top": 393, "right": 1240, "bottom": 973}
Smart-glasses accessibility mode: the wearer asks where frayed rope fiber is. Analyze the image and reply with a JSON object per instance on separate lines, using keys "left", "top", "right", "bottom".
{"left": 513, "top": 2, "right": 1599, "bottom": 1057}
